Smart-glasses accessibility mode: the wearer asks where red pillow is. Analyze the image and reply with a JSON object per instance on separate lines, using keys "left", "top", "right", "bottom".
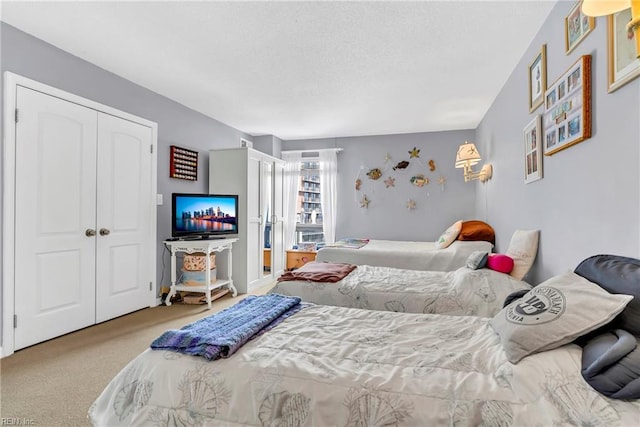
{"left": 486, "top": 254, "right": 514, "bottom": 274}
{"left": 457, "top": 220, "right": 495, "bottom": 244}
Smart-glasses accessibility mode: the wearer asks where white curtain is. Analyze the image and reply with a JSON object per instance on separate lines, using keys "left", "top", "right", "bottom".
{"left": 319, "top": 150, "right": 338, "bottom": 244}
{"left": 281, "top": 151, "right": 302, "bottom": 250}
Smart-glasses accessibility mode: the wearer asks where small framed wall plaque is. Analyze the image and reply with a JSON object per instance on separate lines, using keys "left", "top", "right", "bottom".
{"left": 170, "top": 145, "right": 198, "bottom": 181}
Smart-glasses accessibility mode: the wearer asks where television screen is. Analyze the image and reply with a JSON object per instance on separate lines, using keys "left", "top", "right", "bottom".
{"left": 172, "top": 193, "right": 238, "bottom": 239}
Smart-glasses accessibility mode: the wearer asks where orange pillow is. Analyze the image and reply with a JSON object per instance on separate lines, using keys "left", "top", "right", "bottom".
{"left": 457, "top": 220, "right": 495, "bottom": 244}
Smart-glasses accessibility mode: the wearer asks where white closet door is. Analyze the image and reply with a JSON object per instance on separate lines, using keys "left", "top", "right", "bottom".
{"left": 95, "top": 113, "right": 153, "bottom": 322}
{"left": 14, "top": 87, "right": 98, "bottom": 350}
{"left": 272, "top": 161, "right": 285, "bottom": 275}
{"left": 246, "top": 154, "right": 262, "bottom": 287}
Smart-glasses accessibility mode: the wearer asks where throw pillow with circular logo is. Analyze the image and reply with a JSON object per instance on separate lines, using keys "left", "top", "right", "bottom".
{"left": 489, "top": 271, "right": 633, "bottom": 364}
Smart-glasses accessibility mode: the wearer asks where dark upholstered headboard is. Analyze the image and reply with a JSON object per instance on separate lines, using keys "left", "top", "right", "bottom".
{"left": 574, "top": 254, "right": 640, "bottom": 336}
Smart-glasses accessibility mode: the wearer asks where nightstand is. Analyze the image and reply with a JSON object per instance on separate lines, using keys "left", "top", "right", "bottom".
{"left": 286, "top": 250, "right": 317, "bottom": 270}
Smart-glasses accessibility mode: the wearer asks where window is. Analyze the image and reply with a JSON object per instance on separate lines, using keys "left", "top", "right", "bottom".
{"left": 295, "top": 159, "right": 324, "bottom": 246}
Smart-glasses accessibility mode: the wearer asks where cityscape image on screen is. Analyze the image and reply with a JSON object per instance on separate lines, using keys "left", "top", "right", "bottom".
{"left": 172, "top": 194, "right": 238, "bottom": 237}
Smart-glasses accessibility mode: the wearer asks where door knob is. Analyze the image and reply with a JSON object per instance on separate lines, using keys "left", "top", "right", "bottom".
{"left": 99, "top": 228, "right": 111, "bottom": 236}
{"left": 85, "top": 229, "right": 96, "bottom": 237}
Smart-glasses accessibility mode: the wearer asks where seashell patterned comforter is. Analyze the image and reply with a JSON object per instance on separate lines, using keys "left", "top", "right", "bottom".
{"left": 316, "top": 239, "right": 493, "bottom": 271}
{"left": 88, "top": 304, "right": 640, "bottom": 426}
{"left": 270, "top": 265, "right": 531, "bottom": 317}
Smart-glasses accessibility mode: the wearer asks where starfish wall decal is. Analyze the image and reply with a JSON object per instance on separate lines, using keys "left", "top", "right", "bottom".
{"left": 384, "top": 176, "right": 395, "bottom": 188}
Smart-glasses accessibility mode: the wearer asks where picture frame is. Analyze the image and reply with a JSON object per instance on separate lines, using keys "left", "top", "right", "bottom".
{"left": 170, "top": 145, "right": 198, "bottom": 181}
{"left": 607, "top": 8, "right": 640, "bottom": 93}
{"left": 565, "top": 1, "right": 595, "bottom": 55}
{"left": 523, "top": 115, "right": 543, "bottom": 184}
{"left": 543, "top": 55, "right": 591, "bottom": 156}
{"left": 528, "top": 44, "right": 547, "bottom": 112}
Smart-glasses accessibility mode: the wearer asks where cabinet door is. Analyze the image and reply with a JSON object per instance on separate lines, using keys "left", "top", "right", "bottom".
{"left": 95, "top": 113, "right": 153, "bottom": 322}
{"left": 14, "top": 87, "right": 98, "bottom": 350}
{"left": 271, "top": 161, "right": 285, "bottom": 275}
{"left": 246, "top": 154, "right": 263, "bottom": 287}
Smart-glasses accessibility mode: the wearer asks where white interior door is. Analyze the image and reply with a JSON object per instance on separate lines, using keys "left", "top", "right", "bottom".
{"left": 14, "top": 87, "right": 98, "bottom": 350}
{"left": 95, "top": 113, "right": 153, "bottom": 322}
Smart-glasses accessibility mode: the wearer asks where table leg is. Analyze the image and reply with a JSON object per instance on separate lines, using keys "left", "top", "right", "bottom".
{"left": 166, "top": 247, "right": 177, "bottom": 306}
{"left": 205, "top": 251, "right": 212, "bottom": 309}
{"left": 227, "top": 244, "right": 238, "bottom": 297}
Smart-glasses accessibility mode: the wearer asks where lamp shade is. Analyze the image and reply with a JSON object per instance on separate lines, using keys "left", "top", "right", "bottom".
{"left": 581, "top": 0, "right": 630, "bottom": 16}
{"left": 455, "top": 142, "right": 481, "bottom": 168}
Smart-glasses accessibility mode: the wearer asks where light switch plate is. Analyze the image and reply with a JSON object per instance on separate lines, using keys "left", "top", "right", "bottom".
{"left": 156, "top": 194, "right": 163, "bottom": 205}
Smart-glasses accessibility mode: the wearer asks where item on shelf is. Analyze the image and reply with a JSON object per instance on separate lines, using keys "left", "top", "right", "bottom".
{"left": 179, "top": 268, "right": 217, "bottom": 287}
{"left": 298, "top": 242, "right": 317, "bottom": 252}
{"left": 182, "top": 288, "right": 229, "bottom": 305}
{"left": 182, "top": 252, "right": 216, "bottom": 271}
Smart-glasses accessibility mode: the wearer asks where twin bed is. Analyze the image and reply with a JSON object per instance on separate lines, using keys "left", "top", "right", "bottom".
{"left": 270, "top": 263, "right": 531, "bottom": 317}
{"left": 269, "top": 228, "right": 538, "bottom": 317}
{"left": 314, "top": 220, "right": 497, "bottom": 272}
{"left": 316, "top": 239, "right": 493, "bottom": 271}
{"left": 89, "top": 254, "right": 640, "bottom": 426}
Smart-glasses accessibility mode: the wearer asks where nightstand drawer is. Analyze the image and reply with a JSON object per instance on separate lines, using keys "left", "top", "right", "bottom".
{"left": 286, "top": 250, "right": 317, "bottom": 270}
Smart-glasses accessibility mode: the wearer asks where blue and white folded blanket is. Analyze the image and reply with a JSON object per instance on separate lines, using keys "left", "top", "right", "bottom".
{"left": 151, "top": 294, "right": 306, "bottom": 360}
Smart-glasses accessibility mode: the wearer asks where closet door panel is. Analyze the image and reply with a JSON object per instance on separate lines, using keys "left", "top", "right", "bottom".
{"left": 272, "top": 161, "right": 285, "bottom": 275}
{"left": 246, "top": 155, "right": 262, "bottom": 287}
{"left": 14, "top": 87, "right": 98, "bottom": 350}
{"left": 95, "top": 113, "right": 153, "bottom": 322}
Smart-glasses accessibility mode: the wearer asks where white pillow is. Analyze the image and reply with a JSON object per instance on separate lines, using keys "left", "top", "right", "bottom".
{"left": 435, "top": 220, "right": 462, "bottom": 249}
{"left": 490, "top": 271, "right": 633, "bottom": 364}
{"left": 505, "top": 230, "right": 539, "bottom": 280}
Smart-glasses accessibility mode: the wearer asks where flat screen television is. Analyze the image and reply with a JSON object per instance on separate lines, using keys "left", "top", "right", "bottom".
{"left": 171, "top": 193, "right": 238, "bottom": 239}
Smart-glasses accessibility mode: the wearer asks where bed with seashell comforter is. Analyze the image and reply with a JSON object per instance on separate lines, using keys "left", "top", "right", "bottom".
{"left": 316, "top": 239, "right": 493, "bottom": 271}
{"left": 89, "top": 265, "right": 640, "bottom": 427}
{"left": 270, "top": 264, "right": 531, "bottom": 316}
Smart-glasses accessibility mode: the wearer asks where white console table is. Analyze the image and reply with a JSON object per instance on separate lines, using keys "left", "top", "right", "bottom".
{"left": 163, "top": 238, "right": 238, "bottom": 309}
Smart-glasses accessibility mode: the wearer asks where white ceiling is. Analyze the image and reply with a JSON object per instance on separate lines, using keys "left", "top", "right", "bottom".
{"left": 1, "top": 1, "right": 557, "bottom": 141}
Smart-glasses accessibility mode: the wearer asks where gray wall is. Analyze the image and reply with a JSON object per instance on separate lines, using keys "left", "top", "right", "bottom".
{"left": 282, "top": 130, "right": 479, "bottom": 241}
{"left": 0, "top": 23, "right": 251, "bottom": 301}
{"left": 476, "top": 1, "right": 640, "bottom": 283}
{"left": 253, "top": 134, "right": 283, "bottom": 157}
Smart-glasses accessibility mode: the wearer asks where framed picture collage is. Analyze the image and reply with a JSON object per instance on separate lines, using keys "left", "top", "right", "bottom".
{"left": 522, "top": 1, "right": 639, "bottom": 183}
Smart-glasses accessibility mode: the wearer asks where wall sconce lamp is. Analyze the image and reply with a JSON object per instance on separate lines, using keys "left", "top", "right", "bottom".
{"left": 582, "top": 0, "right": 640, "bottom": 58}
{"left": 455, "top": 141, "right": 493, "bottom": 183}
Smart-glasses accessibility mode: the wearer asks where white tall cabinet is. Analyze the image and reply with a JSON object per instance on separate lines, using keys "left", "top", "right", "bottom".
{"left": 209, "top": 148, "right": 285, "bottom": 293}
{"left": 2, "top": 73, "right": 157, "bottom": 356}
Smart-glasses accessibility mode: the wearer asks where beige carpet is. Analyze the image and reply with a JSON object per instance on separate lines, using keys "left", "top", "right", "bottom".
{"left": 0, "top": 282, "right": 275, "bottom": 426}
